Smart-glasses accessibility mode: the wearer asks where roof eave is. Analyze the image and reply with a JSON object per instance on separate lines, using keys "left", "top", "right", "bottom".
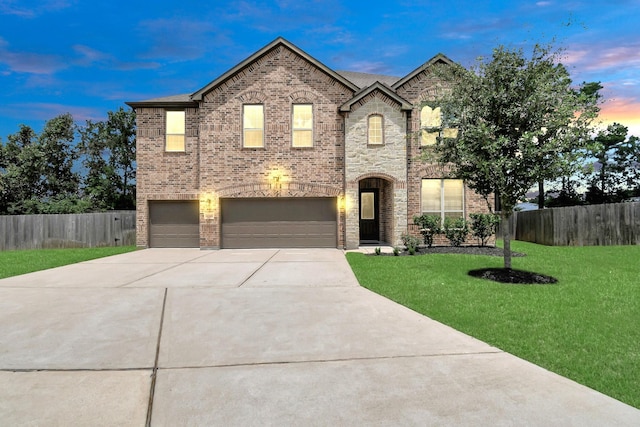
{"left": 339, "top": 82, "right": 413, "bottom": 112}
{"left": 391, "top": 53, "right": 455, "bottom": 90}
{"left": 125, "top": 100, "right": 198, "bottom": 109}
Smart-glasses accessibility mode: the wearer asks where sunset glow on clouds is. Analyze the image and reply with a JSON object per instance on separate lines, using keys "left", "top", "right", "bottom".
{"left": 0, "top": 0, "right": 638, "bottom": 139}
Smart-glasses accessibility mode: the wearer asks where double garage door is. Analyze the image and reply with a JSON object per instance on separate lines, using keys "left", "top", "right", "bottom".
{"left": 221, "top": 198, "right": 337, "bottom": 248}
{"left": 148, "top": 198, "right": 337, "bottom": 248}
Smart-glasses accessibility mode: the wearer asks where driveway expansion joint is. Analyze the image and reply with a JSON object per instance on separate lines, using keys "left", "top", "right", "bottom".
{"left": 145, "top": 287, "right": 167, "bottom": 427}
{"left": 0, "top": 367, "right": 154, "bottom": 373}
{"left": 237, "top": 249, "right": 280, "bottom": 287}
{"left": 158, "top": 350, "right": 506, "bottom": 371}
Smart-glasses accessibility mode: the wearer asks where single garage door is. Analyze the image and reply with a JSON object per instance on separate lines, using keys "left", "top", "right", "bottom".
{"left": 221, "top": 198, "right": 337, "bottom": 248}
{"left": 149, "top": 201, "right": 199, "bottom": 248}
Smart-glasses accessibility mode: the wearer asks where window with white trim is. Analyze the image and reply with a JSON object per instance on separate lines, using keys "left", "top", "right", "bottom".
{"left": 368, "top": 114, "right": 383, "bottom": 145}
{"left": 243, "top": 104, "right": 264, "bottom": 148}
{"left": 165, "top": 110, "right": 185, "bottom": 151}
{"left": 421, "top": 179, "right": 464, "bottom": 221}
{"left": 292, "top": 104, "right": 313, "bottom": 147}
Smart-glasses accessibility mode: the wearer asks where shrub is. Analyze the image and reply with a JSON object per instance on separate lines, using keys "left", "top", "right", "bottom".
{"left": 443, "top": 217, "right": 469, "bottom": 247}
{"left": 469, "top": 213, "right": 500, "bottom": 247}
{"left": 374, "top": 247, "right": 381, "bottom": 256}
{"left": 413, "top": 214, "right": 442, "bottom": 248}
{"left": 401, "top": 233, "right": 421, "bottom": 252}
{"left": 393, "top": 247, "right": 400, "bottom": 256}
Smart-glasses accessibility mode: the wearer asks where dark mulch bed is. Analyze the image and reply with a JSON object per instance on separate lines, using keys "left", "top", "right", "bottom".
{"left": 468, "top": 268, "right": 558, "bottom": 285}
{"left": 370, "top": 245, "right": 526, "bottom": 257}
{"left": 369, "top": 245, "right": 557, "bottom": 284}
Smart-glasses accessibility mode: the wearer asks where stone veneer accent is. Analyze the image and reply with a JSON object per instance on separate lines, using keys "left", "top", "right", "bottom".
{"left": 344, "top": 92, "right": 407, "bottom": 249}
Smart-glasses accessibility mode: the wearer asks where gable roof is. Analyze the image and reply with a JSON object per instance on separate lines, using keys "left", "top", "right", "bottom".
{"left": 391, "top": 53, "right": 455, "bottom": 90}
{"left": 191, "top": 37, "right": 360, "bottom": 101}
{"left": 339, "top": 81, "right": 412, "bottom": 112}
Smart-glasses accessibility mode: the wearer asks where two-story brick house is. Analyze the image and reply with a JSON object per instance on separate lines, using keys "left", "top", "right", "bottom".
{"left": 127, "top": 37, "right": 491, "bottom": 250}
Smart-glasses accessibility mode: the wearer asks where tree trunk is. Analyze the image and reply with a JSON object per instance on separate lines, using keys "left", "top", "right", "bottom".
{"left": 538, "top": 181, "right": 545, "bottom": 209}
{"left": 501, "top": 210, "right": 512, "bottom": 269}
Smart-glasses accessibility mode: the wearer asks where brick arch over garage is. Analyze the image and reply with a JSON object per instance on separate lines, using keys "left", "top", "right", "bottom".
{"left": 216, "top": 181, "right": 342, "bottom": 198}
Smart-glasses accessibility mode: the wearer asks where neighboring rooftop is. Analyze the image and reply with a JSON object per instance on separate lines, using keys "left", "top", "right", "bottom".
{"left": 336, "top": 71, "right": 400, "bottom": 89}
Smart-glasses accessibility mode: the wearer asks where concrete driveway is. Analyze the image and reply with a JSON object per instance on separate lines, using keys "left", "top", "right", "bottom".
{"left": 0, "top": 248, "right": 638, "bottom": 426}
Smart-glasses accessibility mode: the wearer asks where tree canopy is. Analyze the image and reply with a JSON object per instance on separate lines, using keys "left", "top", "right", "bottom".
{"left": 0, "top": 107, "right": 136, "bottom": 214}
{"left": 431, "top": 44, "right": 600, "bottom": 268}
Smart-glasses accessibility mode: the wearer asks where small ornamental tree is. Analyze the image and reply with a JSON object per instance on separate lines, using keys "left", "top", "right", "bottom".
{"left": 432, "top": 44, "right": 599, "bottom": 268}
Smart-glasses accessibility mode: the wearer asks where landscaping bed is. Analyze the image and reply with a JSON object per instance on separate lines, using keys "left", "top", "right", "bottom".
{"left": 369, "top": 245, "right": 525, "bottom": 257}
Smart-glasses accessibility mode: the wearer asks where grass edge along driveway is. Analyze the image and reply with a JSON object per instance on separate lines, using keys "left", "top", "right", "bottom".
{"left": 346, "top": 241, "right": 640, "bottom": 410}
{"left": 0, "top": 246, "right": 137, "bottom": 280}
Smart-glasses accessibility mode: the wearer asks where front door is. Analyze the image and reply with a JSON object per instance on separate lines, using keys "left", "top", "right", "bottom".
{"left": 359, "top": 189, "right": 379, "bottom": 242}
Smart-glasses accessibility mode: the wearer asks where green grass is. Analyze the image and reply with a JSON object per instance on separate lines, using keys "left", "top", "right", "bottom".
{"left": 346, "top": 241, "right": 640, "bottom": 409}
{"left": 0, "top": 246, "right": 137, "bottom": 279}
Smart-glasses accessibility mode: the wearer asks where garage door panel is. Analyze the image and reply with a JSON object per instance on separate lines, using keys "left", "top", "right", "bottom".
{"left": 221, "top": 198, "right": 337, "bottom": 248}
{"left": 149, "top": 201, "right": 200, "bottom": 248}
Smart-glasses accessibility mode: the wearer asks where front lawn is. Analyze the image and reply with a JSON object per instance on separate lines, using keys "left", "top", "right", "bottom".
{"left": 346, "top": 241, "right": 640, "bottom": 409}
{"left": 0, "top": 246, "right": 137, "bottom": 279}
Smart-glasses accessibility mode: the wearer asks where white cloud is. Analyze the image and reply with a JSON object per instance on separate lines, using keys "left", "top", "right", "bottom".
{"left": 0, "top": 37, "right": 66, "bottom": 74}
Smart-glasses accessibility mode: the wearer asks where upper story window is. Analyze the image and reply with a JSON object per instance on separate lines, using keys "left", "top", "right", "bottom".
{"left": 243, "top": 104, "right": 264, "bottom": 148}
{"left": 420, "top": 106, "right": 441, "bottom": 146}
{"left": 165, "top": 110, "right": 185, "bottom": 152}
{"left": 420, "top": 105, "right": 459, "bottom": 146}
{"left": 292, "top": 104, "right": 313, "bottom": 147}
{"left": 421, "top": 179, "right": 464, "bottom": 221}
{"left": 368, "top": 114, "right": 383, "bottom": 145}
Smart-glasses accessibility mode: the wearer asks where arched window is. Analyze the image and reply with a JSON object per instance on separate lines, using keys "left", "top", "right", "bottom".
{"left": 368, "top": 114, "right": 383, "bottom": 145}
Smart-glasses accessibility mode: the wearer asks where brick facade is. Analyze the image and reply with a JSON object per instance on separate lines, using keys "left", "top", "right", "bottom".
{"left": 128, "top": 38, "right": 493, "bottom": 249}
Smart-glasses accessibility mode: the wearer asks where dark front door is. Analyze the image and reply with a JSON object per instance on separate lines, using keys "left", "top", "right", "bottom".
{"left": 359, "top": 189, "right": 379, "bottom": 242}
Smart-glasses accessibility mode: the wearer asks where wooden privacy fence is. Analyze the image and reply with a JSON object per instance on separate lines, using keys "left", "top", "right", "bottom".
{"left": 0, "top": 211, "right": 136, "bottom": 251}
{"left": 504, "top": 202, "right": 640, "bottom": 246}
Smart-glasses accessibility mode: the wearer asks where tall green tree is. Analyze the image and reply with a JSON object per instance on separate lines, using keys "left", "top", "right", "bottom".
{"left": 0, "top": 125, "right": 44, "bottom": 213}
{"left": 584, "top": 123, "right": 629, "bottom": 204}
{"left": 432, "top": 44, "right": 599, "bottom": 269}
{"left": 79, "top": 107, "right": 136, "bottom": 210}
{"left": 39, "top": 113, "right": 79, "bottom": 198}
{"left": 614, "top": 130, "right": 639, "bottom": 197}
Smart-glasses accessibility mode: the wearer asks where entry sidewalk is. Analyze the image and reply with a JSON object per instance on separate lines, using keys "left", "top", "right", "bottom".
{"left": 0, "top": 248, "right": 638, "bottom": 425}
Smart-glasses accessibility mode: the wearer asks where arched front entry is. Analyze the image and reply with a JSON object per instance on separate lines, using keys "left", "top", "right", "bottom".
{"left": 358, "top": 177, "right": 394, "bottom": 244}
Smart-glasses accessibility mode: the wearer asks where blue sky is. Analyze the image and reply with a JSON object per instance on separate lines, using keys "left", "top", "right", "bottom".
{"left": 1, "top": 0, "right": 639, "bottom": 140}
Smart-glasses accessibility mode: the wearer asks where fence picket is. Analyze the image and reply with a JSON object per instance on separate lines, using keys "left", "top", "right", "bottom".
{"left": 505, "top": 202, "right": 640, "bottom": 246}
{"left": 0, "top": 211, "right": 136, "bottom": 251}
